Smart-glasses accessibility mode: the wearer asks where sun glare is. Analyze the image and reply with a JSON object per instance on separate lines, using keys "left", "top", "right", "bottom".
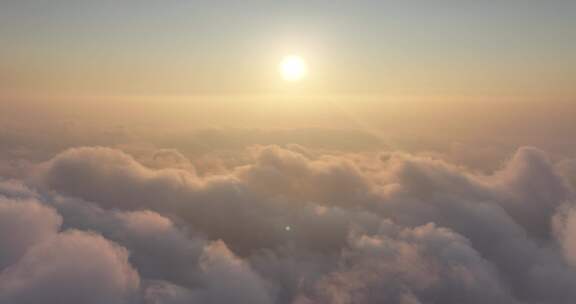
{"left": 280, "top": 55, "right": 307, "bottom": 81}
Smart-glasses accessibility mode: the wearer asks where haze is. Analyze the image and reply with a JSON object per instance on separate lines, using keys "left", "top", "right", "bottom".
{"left": 1, "top": 1, "right": 576, "bottom": 304}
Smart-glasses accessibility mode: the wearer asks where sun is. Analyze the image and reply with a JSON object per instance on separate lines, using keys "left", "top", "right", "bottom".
{"left": 280, "top": 55, "right": 307, "bottom": 81}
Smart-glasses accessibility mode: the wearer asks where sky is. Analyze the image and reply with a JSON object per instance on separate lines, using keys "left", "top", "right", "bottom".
{"left": 1, "top": 0, "right": 575, "bottom": 97}
{"left": 2, "top": 1, "right": 576, "bottom": 304}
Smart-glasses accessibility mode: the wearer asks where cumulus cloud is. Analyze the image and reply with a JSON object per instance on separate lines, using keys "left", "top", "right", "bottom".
{"left": 0, "top": 229, "right": 140, "bottom": 304}
{"left": 0, "top": 196, "right": 61, "bottom": 269}
{"left": 309, "top": 222, "right": 516, "bottom": 304}
{"left": 194, "top": 240, "right": 274, "bottom": 303}
{"left": 0, "top": 142, "right": 575, "bottom": 303}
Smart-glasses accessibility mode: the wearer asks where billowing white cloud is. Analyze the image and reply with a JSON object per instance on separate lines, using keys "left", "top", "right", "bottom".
{"left": 0, "top": 142, "right": 575, "bottom": 303}
{"left": 0, "top": 196, "right": 61, "bottom": 269}
{"left": 0, "top": 230, "right": 140, "bottom": 304}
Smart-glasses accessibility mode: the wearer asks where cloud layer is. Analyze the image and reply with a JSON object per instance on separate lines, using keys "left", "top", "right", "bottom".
{"left": 1, "top": 144, "right": 576, "bottom": 303}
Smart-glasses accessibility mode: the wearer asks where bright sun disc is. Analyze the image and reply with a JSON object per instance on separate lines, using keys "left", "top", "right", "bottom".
{"left": 280, "top": 55, "right": 307, "bottom": 81}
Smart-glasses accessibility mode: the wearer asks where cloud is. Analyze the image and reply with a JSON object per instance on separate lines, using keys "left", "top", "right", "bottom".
{"left": 142, "top": 238, "right": 275, "bottom": 304}
{"left": 194, "top": 240, "right": 274, "bottom": 303}
{"left": 309, "top": 222, "right": 516, "bottom": 304}
{"left": 0, "top": 230, "right": 140, "bottom": 304}
{"left": 0, "top": 196, "right": 61, "bottom": 269}
{"left": 0, "top": 143, "right": 575, "bottom": 303}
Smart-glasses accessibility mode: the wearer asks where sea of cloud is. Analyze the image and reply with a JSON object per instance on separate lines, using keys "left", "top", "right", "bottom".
{"left": 1, "top": 135, "right": 576, "bottom": 304}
